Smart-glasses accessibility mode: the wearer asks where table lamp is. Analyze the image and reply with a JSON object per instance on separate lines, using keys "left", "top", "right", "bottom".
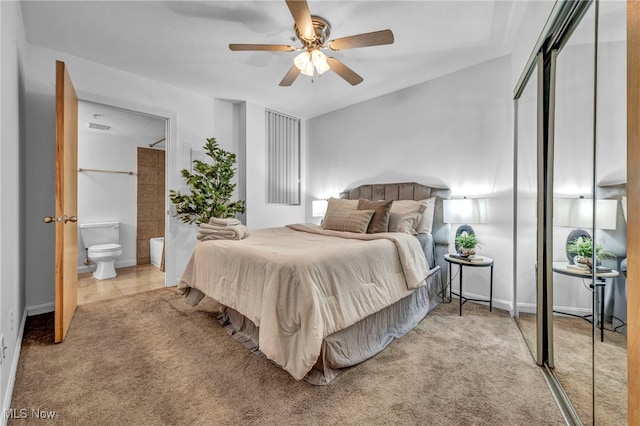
{"left": 443, "top": 197, "right": 488, "bottom": 251}
{"left": 312, "top": 199, "right": 328, "bottom": 218}
{"left": 554, "top": 197, "right": 617, "bottom": 263}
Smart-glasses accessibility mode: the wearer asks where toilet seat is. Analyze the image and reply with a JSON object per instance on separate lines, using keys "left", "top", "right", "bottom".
{"left": 89, "top": 243, "right": 122, "bottom": 254}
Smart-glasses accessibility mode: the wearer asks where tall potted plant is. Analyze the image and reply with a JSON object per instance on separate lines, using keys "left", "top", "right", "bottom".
{"left": 169, "top": 137, "right": 245, "bottom": 224}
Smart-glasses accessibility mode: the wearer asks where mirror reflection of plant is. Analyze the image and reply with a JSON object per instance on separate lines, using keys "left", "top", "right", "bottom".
{"left": 567, "top": 236, "right": 613, "bottom": 261}
{"left": 169, "top": 137, "right": 245, "bottom": 224}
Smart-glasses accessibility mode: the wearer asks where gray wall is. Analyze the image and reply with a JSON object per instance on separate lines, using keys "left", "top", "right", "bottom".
{"left": 0, "top": 0, "right": 28, "bottom": 413}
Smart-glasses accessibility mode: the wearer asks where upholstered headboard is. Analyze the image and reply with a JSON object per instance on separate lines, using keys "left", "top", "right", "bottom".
{"left": 340, "top": 182, "right": 451, "bottom": 276}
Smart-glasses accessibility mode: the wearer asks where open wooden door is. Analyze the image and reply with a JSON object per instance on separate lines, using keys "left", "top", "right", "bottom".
{"left": 49, "top": 60, "right": 79, "bottom": 342}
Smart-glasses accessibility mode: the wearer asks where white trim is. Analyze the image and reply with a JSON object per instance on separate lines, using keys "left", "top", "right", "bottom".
{"left": 26, "top": 303, "right": 54, "bottom": 316}
{"left": 517, "top": 302, "right": 591, "bottom": 317}
{"left": 452, "top": 291, "right": 513, "bottom": 314}
{"left": 73, "top": 91, "right": 174, "bottom": 288}
{"left": 517, "top": 302, "right": 537, "bottom": 314}
{"left": 552, "top": 306, "right": 592, "bottom": 317}
{"left": 492, "top": 298, "right": 512, "bottom": 313}
{"left": 2, "top": 310, "right": 27, "bottom": 426}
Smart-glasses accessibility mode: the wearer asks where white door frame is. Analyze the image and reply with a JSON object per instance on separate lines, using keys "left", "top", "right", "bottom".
{"left": 74, "top": 91, "right": 177, "bottom": 287}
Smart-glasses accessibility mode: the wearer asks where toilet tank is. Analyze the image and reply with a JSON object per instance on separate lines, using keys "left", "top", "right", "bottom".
{"left": 79, "top": 222, "right": 120, "bottom": 248}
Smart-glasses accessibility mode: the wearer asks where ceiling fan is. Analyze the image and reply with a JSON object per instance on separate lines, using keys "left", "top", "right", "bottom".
{"left": 229, "top": 0, "right": 394, "bottom": 86}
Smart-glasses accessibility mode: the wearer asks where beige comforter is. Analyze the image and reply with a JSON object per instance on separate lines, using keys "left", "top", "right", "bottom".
{"left": 178, "top": 223, "right": 430, "bottom": 380}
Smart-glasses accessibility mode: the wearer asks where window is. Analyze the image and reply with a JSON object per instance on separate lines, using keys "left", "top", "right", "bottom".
{"left": 265, "top": 109, "right": 300, "bottom": 205}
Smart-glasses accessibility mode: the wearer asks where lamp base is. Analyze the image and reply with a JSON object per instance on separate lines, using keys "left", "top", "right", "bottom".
{"left": 455, "top": 224, "right": 476, "bottom": 254}
{"left": 566, "top": 228, "right": 591, "bottom": 264}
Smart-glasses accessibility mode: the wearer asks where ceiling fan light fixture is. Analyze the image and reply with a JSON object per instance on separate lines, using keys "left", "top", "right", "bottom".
{"left": 230, "top": 1, "right": 394, "bottom": 86}
{"left": 294, "top": 51, "right": 314, "bottom": 76}
{"left": 294, "top": 49, "right": 330, "bottom": 77}
{"left": 311, "top": 49, "right": 330, "bottom": 75}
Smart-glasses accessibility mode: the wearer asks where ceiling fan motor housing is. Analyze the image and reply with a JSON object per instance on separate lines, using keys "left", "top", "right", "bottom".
{"left": 296, "top": 16, "right": 331, "bottom": 48}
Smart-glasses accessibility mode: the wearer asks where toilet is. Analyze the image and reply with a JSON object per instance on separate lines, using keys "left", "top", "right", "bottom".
{"left": 79, "top": 222, "right": 123, "bottom": 280}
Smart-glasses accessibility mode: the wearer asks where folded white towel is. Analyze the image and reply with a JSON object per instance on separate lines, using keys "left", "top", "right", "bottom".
{"left": 197, "top": 223, "right": 249, "bottom": 241}
{"left": 208, "top": 217, "right": 241, "bottom": 227}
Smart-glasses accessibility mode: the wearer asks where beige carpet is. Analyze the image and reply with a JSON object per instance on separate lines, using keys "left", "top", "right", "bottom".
{"left": 9, "top": 288, "right": 565, "bottom": 425}
{"left": 518, "top": 312, "right": 627, "bottom": 425}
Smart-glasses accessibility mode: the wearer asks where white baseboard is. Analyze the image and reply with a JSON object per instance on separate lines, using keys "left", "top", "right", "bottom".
{"left": 449, "top": 291, "right": 513, "bottom": 314}
{"left": 25, "top": 302, "right": 54, "bottom": 316}
{"left": 493, "top": 298, "right": 513, "bottom": 314}
{"left": 516, "top": 303, "right": 591, "bottom": 317}
{"left": 517, "top": 303, "right": 536, "bottom": 314}
{"left": 552, "top": 305, "right": 591, "bottom": 317}
{"left": 2, "top": 310, "right": 27, "bottom": 426}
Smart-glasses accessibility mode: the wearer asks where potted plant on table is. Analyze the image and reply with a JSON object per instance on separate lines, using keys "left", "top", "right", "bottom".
{"left": 169, "top": 137, "right": 245, "bottom": 224}
{"left": 455, "top": 231, "right": 479, "bottom": 257}
{"left": 566, "top": 236, "right": 613, "bottom": 268}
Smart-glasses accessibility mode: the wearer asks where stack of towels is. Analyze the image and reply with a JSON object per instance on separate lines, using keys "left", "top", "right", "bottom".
{"left": 197, "top": 217, "right": 249, "bottom": 241}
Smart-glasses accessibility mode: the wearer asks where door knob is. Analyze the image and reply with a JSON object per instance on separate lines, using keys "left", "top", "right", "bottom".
{"left": 43, "top": 216, "right": 57, "bottom": 223}
{"left": 64, "top": 215, "right": 78, "bottom": 223}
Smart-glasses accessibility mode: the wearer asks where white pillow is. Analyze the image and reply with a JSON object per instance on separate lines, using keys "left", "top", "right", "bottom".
{"left": 388, "top": 201, "right": 428, "bottom": 234}
{"left": 416, "top": 198, "right": 436, "bottom": 234}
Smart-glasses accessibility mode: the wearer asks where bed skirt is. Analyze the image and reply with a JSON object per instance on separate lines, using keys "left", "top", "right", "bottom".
{"left": 217, "top": 265, "right": 442, "bottom": 385}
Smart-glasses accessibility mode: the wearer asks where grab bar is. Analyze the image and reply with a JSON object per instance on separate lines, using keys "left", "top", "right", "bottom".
{"left": 78, "top": 168, "right": 134, "bottom": 175}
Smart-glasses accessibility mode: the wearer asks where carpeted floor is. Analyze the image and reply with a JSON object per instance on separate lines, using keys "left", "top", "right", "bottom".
{"left": 518, "top": 312, "right": 627, "bottom": 425}
{"left": 9, "top": 288, "right": 565, "bottom": 425}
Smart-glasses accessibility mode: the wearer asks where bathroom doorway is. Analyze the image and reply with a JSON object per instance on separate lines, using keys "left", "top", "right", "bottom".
{"left": 76, "top": 100, "right": 168, "bottom": 304}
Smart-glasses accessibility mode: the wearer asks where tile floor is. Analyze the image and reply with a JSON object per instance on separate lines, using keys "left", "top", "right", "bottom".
{"left": 77, "top": 264, "right": 166, "bottom": 305}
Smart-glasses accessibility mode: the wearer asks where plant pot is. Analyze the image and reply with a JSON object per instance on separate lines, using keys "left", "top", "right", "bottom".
{"left": 459, "top": 248, "right": 476, "bottom": 257}
{"left": 574, "top": 255, "right": 599, "bottom": 269}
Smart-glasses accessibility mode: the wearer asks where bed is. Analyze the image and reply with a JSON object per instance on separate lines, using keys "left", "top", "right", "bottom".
{"left": 178, "top": 182, "right": 451, "bottom": 384}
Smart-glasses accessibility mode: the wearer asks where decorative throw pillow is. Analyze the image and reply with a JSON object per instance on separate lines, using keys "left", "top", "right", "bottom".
{"left": 325, "top": 197, "right": 358, "bottom": 215}
{"left": 322, "top": 210, "right": 375, "bottom": 233}
{"left": 388, "top": 202, "right": 428, "bottom": 234}
{"left": 357, "top": 198, "right": 393, "bottom": 233}
{"left": 321, "top": 197, "right": 358, "bottom": 226}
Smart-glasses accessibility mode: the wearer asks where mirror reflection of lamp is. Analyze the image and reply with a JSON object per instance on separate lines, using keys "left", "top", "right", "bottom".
{"left": 553, "top": 196, "right": 618, "bottom": 264}
{"left": 443, "top": 197, "right": 488, "bottom": 252}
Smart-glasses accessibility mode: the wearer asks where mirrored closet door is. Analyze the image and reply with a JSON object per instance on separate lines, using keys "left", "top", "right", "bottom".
{"left": 593, "top": 1, "right": 627, "bottom": 423}
{"left": 515, "top": 54, "right": 540, "bottom": 361}
{"left": 551, "top": 3, "right": 596, "bottom": 423}
{"left": 513, "top": 1, "right": 628, "bottom": 424}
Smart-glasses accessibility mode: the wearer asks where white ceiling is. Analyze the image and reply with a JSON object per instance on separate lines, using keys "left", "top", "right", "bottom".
{"left": 78, "top": 100, "right": 167, "bottom": 147}
{"left": 21, "top": 1, "right": 529, "bottom": 118}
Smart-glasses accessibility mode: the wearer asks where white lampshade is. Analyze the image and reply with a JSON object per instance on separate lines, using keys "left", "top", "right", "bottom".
{"left": 554, "top": 198, "right": 617, "bottom": 230}
{"left": 311, "top": 49, "right": 330, "bottom": 75}
{"left": 294, "top": 49, "right": 330, "bottom": 77}
{"left": 294, "top": 51, "right": 314, "bottom": 76}
{"left": 443, "top": 198, "right": 488, "bottom": 224}
{"left": 312, "top": 199, "right": 328, "bottom": 217}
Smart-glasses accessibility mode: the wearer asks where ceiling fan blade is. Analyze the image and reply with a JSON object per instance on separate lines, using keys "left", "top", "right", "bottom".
{"left": 279, "top": 65, "right": 301, "bottom": 86}
{"left": 285, "top": 0, "right": 315, "bottom": 41}
{"left": 328, "top": 29, "right": 394, "bottom": 51}
{"left": 326, "top": 57, "right": 363, "bottom": 86}
{"left": 229, "top": 44, "right": 295, "bottom": 52}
